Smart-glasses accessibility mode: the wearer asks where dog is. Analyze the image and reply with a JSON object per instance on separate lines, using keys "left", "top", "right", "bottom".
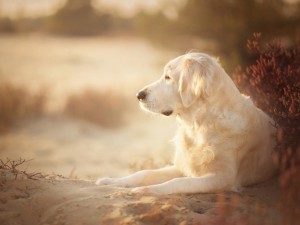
{"left": 96, "top": 52, "right": 276, "bottom": 195}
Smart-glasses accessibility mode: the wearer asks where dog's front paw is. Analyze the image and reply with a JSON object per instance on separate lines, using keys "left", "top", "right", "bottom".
{"left": 95, "top": 177, "right": 117, "bottom": 186}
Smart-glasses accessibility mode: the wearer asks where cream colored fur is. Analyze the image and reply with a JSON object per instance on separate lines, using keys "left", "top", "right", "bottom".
{"left": 96, "top": 52, "right": 276, "bottom": 195}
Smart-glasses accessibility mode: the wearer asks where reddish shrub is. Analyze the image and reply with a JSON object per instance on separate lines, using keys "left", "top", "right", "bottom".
{"left": 233, "top": 34, "right": 300, "bottom": 224}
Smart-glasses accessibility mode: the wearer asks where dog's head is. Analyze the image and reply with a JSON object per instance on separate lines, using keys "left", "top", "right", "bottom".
{"left": 137, "top": 53, "right": 218, "bottom": 116}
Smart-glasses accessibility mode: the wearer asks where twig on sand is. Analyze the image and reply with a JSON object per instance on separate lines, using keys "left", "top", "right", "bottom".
{"left": 0, "top": 158, "right": 45, "bottom": 180}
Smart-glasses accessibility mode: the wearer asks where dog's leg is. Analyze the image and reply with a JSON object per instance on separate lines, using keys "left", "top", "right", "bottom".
{"left": 95, "top": 165, "right": 183, "bottom": 187}
{"left": 132, "top": 173, "right": 236, "bottom": 195}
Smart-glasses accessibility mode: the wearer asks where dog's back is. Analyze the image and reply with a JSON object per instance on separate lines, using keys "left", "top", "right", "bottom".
{"left": 236, "top": 105, "right": 276, "bottom": 186}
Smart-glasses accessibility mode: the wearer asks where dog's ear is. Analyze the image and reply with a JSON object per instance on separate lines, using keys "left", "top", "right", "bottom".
{"left": 178, "top": 57, "right": 210, "bottom": 107}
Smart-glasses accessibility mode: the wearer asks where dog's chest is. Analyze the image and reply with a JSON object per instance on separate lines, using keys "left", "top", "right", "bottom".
{"left": 173, "top": 129, "right": 214, "bottom": 177}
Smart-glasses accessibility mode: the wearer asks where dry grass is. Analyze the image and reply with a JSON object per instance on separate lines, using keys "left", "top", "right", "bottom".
{"left": 64, "top": 89, "right": 132, "bottom": 128}
{"left": 0, "top": 82, "right": 47, "bottom": 132}
{"left": 0, "top": 81, "right": 132, "bottom": 130}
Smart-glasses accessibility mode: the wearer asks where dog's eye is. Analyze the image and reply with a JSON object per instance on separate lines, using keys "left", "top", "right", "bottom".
{"left": 165, "top": 75, "right": 171, "bottom": 80}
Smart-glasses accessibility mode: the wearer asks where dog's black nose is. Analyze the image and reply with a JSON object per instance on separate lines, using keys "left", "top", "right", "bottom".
{"left": 136, "top": 91, "right": 147, "bottom": 101}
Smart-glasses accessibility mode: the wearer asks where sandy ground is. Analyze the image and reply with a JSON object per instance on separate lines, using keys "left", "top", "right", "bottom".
{"left": 0, "top": 168, "right": 281, "bottom": 225}
{"left": 0, "top": 35, "right": 283, "bottom": 224}
{"left": 0, "top": 114, "right": 176, "bottom": 179}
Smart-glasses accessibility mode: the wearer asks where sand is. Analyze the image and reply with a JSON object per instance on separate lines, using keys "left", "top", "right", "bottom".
{"left": 0, "top": 168, "right": 281, "bottom": 225}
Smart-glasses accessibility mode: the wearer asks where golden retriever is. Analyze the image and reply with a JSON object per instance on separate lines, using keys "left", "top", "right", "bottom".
{"left": 96, "top": 52, "right": 276, "bottom": 195}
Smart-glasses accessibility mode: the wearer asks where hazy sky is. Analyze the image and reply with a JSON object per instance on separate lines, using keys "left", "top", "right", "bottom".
{"left": 0, "top": 0, "right": 184, "bottom": 19}
{"left": 0, "top": 0, "right": 298, "bottom": 19}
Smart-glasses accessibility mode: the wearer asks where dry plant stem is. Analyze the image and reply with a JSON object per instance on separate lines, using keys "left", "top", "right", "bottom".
{"left": 0, "top": 158, "right": 45, "bottom": 180}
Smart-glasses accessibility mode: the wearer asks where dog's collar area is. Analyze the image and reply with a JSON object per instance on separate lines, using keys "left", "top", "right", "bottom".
{"left": 162, "top": 110, "right": 173, "bottom": 116}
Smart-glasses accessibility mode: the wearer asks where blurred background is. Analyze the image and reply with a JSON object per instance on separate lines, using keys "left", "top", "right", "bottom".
{"left": 0, "top": 0, "right": 299, "bottom": 179}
